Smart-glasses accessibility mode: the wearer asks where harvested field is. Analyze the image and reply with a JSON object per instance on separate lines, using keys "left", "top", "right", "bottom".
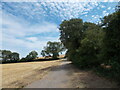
{"left": 35, "top": 55, "right": 65, "bottom": 59}
{"left": 2, "top": 59, "right": 62, "bottom": 88}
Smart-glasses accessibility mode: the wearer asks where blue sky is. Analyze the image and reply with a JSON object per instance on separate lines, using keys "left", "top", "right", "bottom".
{"left": 0, "top": 1, "right": 118, "bottom": 58}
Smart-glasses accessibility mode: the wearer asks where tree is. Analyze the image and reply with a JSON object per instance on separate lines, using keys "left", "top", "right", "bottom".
{"left": 59, "top": 19, "right": 103, "bottom": 68}
{"left": 101, "top": 11, "right": 120, "bottom": 64}
{"left": 20, "top": 57, "right": 26, "bottom": 62}
{"left": 59, "top": 19, "right": 84, "bottom": 61}
{"left": 77, "top": 24, "right": 104, "bottom": 67}
{"left": 98, "top": 10, "right": 120, "bottom": 82}
{"left": 1, "top": 50, "right": 12, "bottom": 62}
{"left": 0, "top": 50, "right": 2, "bottom": 59}
{"left": 10, "top": 52, "right": 19, "bottom": 62}
{"left": 100, "top": 12, "right": 118, "bottom": 28}
{"left": 26, "top": 51, "right": 38, "bottom": 60}
{"left": 1, "top": 50, "right": 20, "bottom": 63}
{"left": 41, "top": 50, "right": 46, "bottom": 57}
{"left": 59, "top": 19, "right": 83, "bottom": 49}
{"left": 41, "top": 41, "right": 65, "bottom": 59}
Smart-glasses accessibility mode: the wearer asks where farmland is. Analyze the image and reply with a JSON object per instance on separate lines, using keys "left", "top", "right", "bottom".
{"left": 2, "top": 59, "right": 62, "bottom": 88}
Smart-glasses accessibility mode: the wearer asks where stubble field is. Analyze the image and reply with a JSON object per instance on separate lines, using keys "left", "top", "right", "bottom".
{"left": 2, "top": 59, "right": 62, "bottom": 88}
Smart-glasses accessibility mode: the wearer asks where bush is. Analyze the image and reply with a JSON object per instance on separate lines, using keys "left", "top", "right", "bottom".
{"left": 95, "top": 61, "right": 120, "bottom": 83}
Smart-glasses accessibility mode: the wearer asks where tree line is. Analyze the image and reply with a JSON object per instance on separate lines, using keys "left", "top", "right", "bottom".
{"left": 59, "top": 4, "right": 120, "bottom": 83}
{"left": 0, "top": 50, "right": 19, "bottom": 63}
{"left": 0, "top": 50, "right": 38, "bottom": 63}
{"left": 0, "top": 41, "right": 65, "bottom": 64}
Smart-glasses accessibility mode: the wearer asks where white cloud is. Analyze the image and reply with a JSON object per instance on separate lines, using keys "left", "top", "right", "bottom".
{"left": 103, "top": 10, "right": 109, "bottom": 16}
{"left": 2, "top": 2, "right": 117, "bottom": 24}
{"left": 1, "top": 11, "right": 59, "bottom": 57}
{"left": 1, "top": 0, "right": 119, "bottom": 2}
{"left": 26, "top": 37, "right": 38, "bottom": 42}
{"left": 108, "top": 7, "right": 111, "bottom": 10}
{"left": 101, "top": 5, "right": 105, "bottom": 8}
{"left": 2, "top": 12, "right": 58, "bottom": 37}
{"left": 2, "top": 2, "right": 100, "bottom": 21}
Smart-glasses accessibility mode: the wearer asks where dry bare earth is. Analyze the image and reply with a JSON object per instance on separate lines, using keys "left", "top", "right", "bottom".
{"left": 2, "top": 59, "right": 62, "bottom": 88}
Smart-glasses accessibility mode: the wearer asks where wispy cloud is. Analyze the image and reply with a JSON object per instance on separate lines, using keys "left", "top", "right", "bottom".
{"left": 2, "top": 11, "right": 59, "bottom": 57}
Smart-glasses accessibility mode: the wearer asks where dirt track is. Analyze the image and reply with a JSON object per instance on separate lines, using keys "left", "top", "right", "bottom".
{"left": 25, "top": 59, "right": 118, "bottom": 88}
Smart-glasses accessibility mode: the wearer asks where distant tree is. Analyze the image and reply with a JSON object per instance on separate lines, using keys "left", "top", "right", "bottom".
{"left": 20, "top": 57, "right": 26, "bottom": 62}
{"left": 41, "top": 50, "right": 46, "bottom": 57}
{"left": 1, "top": 50, "right": 20, "bottom": 63}
{"left": 25, "top": 51, "right": 38, "bottom": 60}
{"left": 0, "top": 50, "right": 2, "bottom": 59}
{"left": 11, "top": 52, "right": 20, "bottom": 62}
{"left": 0, "top": 50, "right": 2, "bottom": 63}
{"left": 41, "top": 41, "right": 65, "bottom": 59}
{"left": 1, "top": 50, "right": 12, "bottom": 62}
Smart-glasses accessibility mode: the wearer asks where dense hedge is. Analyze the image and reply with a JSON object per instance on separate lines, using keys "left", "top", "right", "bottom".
{"left": 59, "top": 11, "right": 120, "bottom": 83}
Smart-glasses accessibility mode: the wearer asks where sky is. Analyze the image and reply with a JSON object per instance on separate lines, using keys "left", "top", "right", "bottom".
{"left": 0, "top": 0, "right": 118, "bottom": 58}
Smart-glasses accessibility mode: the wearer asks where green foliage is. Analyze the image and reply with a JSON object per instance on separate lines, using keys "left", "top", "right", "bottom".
{"left": 41, "top": 50, "right": 46, "bottom": 57}
{"left": 98, "top": 11, "right": 120, "bottom": 83}
{"left": 1, "top": 50, "right": 20, "bottom": 63}
{"left": 59, "top": 8, "right": 120, "bottom": 83}
{"left": 25, "top": 50, "right": 38, "bottom": 61}
{"left": 10, "top": 52, "right": 20, "bottom": 62}
{"left": 1, "top": 50, "right": 38, "bottom": 63}
{"left": 59, "top": 19, "right": 103, "bottom": 68}
{"left": 59, "top": 19, "right": 83, "bottom": 50}
{"left": 94, "top": 60, "right": 120, "bottom": 83}
{"left": 20, "top": 57, "right": 27, "bottom": 62}
{"left": 78, "top": 26, "right": 104, "bottom": 68}
{"left": 41, "top": 41, "right": 65, "bottom": 59}
{"left": 101, "top": 12, "right": 120, "bottom": 63}
{"left": 1, "top": 50, "right": 12, "bottom": 62}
